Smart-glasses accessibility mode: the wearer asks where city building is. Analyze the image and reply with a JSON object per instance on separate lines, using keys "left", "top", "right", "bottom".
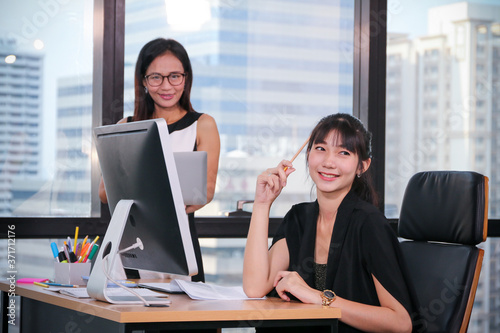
{"left": 0, "top": 38, "right": 43, "bottom": 216}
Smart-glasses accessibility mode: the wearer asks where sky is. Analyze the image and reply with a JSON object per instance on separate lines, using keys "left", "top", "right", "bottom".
{"left": 388, "top": 0, "right": 500, "bottom": 38}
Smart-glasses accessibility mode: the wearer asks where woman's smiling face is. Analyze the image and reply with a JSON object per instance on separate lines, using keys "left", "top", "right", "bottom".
{"left": 143, "top": 52, "right": 185, "bottom": 112}
{"left": 308, "top": 130, "right": 365, "bottom": 197}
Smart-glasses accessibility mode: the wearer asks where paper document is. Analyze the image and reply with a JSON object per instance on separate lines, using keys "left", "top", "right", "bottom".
{"left": 139, "top": 280, "right": 265, "bottom": 300}
{"left": 48, "top": 287, "right": 168, "bottom": 299}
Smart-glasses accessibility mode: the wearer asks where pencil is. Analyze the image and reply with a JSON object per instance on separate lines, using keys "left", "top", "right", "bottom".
{"left": 34, "top": 281, "right": 49, "bottom": 288}
{"left": 43, "top": 282, "right": 79, "bottom": 288}
{"left": 90, "top": 235, "right": 100, "bottom": 246}
{"left": 73, "top": 226, "right": 79, "bottom": 253}
{"left": 81, "top": 235, "right": 88, "bottom": 248}
{"left": 284, "top": 136, "right": 310, "bottom": 171}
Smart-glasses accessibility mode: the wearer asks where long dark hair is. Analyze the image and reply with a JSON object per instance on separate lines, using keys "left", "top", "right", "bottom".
{"left": 306, "top": 113, "right": 378, "bottom": 206}
{"left": 133, "top": 38, "right": 194, "bottom": 121}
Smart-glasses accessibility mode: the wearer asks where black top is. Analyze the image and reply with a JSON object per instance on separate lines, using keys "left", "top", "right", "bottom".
{"left": 314, "top": 262, "right": 327, "bottom": 291}
{"left": 271, "top": 191, "right": 420, "bottom": 333}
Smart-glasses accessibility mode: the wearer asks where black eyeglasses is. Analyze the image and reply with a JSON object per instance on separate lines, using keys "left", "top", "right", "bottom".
{"left": 144, "top": 72, "right": 186, "bottom": 87}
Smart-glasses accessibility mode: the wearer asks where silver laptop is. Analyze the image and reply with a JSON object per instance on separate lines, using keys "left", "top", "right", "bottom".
{"left": 173, "top": 151, "right": 207, "bottom": 206}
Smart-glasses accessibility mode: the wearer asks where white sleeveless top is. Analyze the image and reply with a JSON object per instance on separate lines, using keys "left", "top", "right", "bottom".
{"left": 128, "top": 112, "right": 202, "bottom": 152}
{"left": 168, "top": 112, "right": 202, "bottom": 152}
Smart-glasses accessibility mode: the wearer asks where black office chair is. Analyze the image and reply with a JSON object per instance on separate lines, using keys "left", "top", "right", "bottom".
{"left": 398, "top": 171, "right": 489, "bottom": 333}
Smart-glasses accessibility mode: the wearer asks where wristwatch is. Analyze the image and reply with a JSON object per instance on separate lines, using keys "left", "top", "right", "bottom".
{"left": 321, "top": 290, "right": 337, "bottom": 307}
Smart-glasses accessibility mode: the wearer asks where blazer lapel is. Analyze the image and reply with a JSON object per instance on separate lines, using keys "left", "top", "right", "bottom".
{"left": 295, "top": 201, "right": 319, "bottom": 287}
{"left": 325, "top": 192, "right": 357, "bottom": 288}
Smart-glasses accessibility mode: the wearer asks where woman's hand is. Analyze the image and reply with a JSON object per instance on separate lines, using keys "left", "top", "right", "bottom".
{"left": 273, "top": 271, "right": 321, "bottom": 304}
{"left": 185, "top": 205, "right": 202, "bottom": 214}
{"left": 254, "top": 160, "right": 295, "bottom": 206}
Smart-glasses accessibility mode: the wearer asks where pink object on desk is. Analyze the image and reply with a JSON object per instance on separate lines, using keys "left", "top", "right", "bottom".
{"left": 16, "top": 278, "right": 49, "bottom": 284}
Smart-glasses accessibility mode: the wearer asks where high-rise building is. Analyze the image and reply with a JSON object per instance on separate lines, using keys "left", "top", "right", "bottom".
{"left": 51, "top": 75, "right": 93, "bottom": 215}
{"left": 387, "top": 1, "right": 499, "bottom": 217}
{"left": 0, "top": 38, "right": 43, "bottom": 216}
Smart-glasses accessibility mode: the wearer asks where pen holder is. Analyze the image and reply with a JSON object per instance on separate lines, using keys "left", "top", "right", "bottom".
{"left": 54, "top": 262, "right": 91, "bottom": 285}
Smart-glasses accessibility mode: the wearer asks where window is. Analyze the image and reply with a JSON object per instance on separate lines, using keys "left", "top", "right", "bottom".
{"left": 123, "top": 0, "right": 355, "bottom": 285}
{"left": 0, "top": 1, "right": 93, "bottom": 217}
{"left": 124, "top": 0, "right": 355, "bottom": 217}
{"left": 387, "top": 1, "right": 500, "bottom": 330}
{"left": 1, "top": 1, "right": 498, "bottom": 328}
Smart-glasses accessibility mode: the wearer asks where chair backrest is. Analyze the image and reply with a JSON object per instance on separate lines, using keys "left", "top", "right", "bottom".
{"left": 398, "top": 171, "right": 488, "bottom": 333}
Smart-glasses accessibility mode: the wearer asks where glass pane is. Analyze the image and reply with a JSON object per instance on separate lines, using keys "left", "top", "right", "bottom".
{"left": 200, "top": 238, "right": 248, "bottom": 285}
{"left": 385, "top": 1, "right": 499, "bottom": 219}
{"left": 0, "top": 238, "right": 60, "bottom": 281}
{"left": 124, "top": 0, "right": 355, "bottom": 217}
{"left": 0, "top": 1, "right": 93, "bottom": 217}
{"left": 386, "top": 2, "right": 500, "bottom": 331}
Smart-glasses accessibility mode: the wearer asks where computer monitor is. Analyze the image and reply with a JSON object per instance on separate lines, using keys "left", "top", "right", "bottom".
{"left": 87, "top": 118, "right": 200, "bottom": 305}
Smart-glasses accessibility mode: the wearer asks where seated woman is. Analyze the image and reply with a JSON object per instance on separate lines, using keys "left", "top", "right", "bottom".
{"left": 243, "top": 113, "right": 419, "bottom": 333}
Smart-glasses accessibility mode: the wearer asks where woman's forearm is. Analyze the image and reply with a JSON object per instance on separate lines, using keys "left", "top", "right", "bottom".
{"left": 243, "top": 203, "right": 274, "bottom": 297}
{"left": 332, "top": 297, "right": 412, "bottom": 333}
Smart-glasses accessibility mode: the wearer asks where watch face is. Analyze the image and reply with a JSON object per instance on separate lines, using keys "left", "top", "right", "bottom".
{"left": 324, "top": 290, "right": 334, "bottom": 299}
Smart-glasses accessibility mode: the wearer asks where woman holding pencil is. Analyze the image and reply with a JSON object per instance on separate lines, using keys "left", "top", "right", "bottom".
{"left": 243, "top": 113, "right": 420, "bottom": 333}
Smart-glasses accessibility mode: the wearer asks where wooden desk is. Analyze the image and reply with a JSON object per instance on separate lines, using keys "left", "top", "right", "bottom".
{"left": 1, "top": 281, "right": 340, "bottom": 332}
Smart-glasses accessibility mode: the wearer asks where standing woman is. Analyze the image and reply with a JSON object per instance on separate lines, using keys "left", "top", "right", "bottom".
{"left": 99, "top": 38, "right": 220, "bottom": 282}
{"left": 243, "top": 114, "right": 419, "bottom": 332}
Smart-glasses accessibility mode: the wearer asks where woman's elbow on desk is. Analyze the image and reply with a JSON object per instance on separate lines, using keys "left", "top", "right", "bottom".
{"left": 242, "top": 283, "right": 269, "bottom": 299}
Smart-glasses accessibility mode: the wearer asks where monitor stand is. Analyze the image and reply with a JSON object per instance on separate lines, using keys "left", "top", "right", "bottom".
{"left": 87, "top": 199, "right": 171, "bottom": 305}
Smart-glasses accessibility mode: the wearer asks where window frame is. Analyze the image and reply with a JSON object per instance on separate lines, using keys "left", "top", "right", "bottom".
{"left": 1, "top": 0, "right": 499, "bottom": 239}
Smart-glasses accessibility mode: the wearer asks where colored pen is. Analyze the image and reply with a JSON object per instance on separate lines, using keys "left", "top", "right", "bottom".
{"left": 83, "top": 244, "right": 95, "bottom": 262}
{"left": 89, "top": 235, "right": 100, "bottom": 247}
{"left": 78, "top": 243, "right": 91, "bottom": 262}
{"left": 65, "top": 242, "right": 77, "bottom": 263}
{"left": 68, "top": 252, "right": 78, "bottom": 263}
{"left": 66, "top": 237, "right": 73, "bottom": 253}
{"left": 58, "top": 252, "right": 68, "bottom": 263}
{"left": 75, "top": 242, "right": 82, "bottom": 257}
{"left": 34, "top": 281, "right": 49, "bottom": 288}
{"left": 83, "top": 236, "right": 99, "bottom": 260}
{"left": 63, "top": 242, "right": 70, "bottom": 262}
{"left": 59, "top": 246, "right": 68, "bottom": 263}
{"left": 73, "top": 226, "right": 79, "bottom": 253}
{"left": 50, "top": 242, "right": 60, "bottom": 262}
{"left": 86, "top": 244, "right": 99, "bottom": 263}
{"left": 43, "top": 282, "right": 79, "bottom": 288}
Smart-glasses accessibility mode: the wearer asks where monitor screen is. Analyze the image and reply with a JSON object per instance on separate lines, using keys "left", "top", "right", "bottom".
{"left": 93, "top": 118, "right": 198, "bottom": 276}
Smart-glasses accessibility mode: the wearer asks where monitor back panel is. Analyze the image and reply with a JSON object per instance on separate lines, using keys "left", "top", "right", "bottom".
{"left": 94, "top": 119, "right": 197, "bottom": 276}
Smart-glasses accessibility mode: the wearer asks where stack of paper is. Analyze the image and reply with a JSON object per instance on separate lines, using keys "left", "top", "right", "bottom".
{"left": 48, "top": 287, "right": 168, "bottom": 299}
{"left": 139, "top": 280, "right": 265, "bottom": 300}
